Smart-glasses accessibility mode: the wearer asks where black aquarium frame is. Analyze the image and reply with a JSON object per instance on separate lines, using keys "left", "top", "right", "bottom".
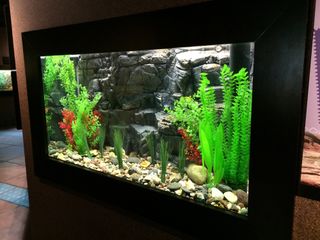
{"left": 22, "top": 1, "right": 314, "bottom": 239}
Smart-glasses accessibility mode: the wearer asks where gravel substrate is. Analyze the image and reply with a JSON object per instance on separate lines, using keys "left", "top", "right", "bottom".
{"left": 49, "top": 141, "right": 248, "bottom": 216}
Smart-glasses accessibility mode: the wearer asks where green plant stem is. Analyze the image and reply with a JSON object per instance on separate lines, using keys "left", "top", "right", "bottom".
{"left": 160, "top": 139, "right": 169, "bottom": 183}
{"left": 113, "top": 129, "right": 123, "bottom": 169}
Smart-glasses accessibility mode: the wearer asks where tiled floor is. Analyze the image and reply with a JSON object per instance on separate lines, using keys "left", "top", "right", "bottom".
{"left": 0, "top": 128, "right": 29, "bottom": 240}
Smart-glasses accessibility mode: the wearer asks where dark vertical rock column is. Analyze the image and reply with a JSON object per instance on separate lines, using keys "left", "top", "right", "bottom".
{"left": 230, "top": 43, "right": 252, "bottom": 73}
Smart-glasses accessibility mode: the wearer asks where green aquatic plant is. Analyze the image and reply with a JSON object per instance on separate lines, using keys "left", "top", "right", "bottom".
{"left": 113, "top": 129, "right": 124, "bottom": 169}
{"left": 43, "top": 55, "right": 75, "bottom": 137}
{"left": 71, "top": 86, "right": 102, "bottom": 149}
{"left": 199, "top": 118, "right": 214, "bottom": 183}
{"left": 212, "top": 123, "right": 225, "bottom": 186}
{"left": 220, "top": 64, "right": 236, "bottom": 155}
{"left": 160, "top": 139, "right": 170, "bottom": 183}
{"left": 178, "top": 140, "right": 186, "bottom": 176}
{"left": 223, "top": 67, "right": 252, "bottom": 189}
{"left": 146, "top": 132, "right": 156, "bottom": 164}
{"left": 72, "top": 103, "right": 90, "bottom": 155}
{"left": 99, "top": 123, "right": 106, "bottom": 157}
{"left": 46, "top": 55, "right": 102, "bottom": 153}
{"left": 197, "top": 73, "right": 218, "bottom": 131}
{"left": 165, "top": 96, "right": 201, "bottom": 144}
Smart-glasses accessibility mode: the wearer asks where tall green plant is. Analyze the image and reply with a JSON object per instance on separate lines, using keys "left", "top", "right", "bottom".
{"left": 199, "top": 118, "right": 214, "bottom": 183}
{"left": 223, "top": 67, "right": 252, "bottom": 189}
{"left": 160, "top": 139, "right": 169, "bottom": 183}
{"left": 72, "top": 103, "right": 90, "bottom": 155}
{"left": 178, "top": 140, "right": 186, "bottom": 176}
{"left": 146, "top": 132, "right": 156, "bottom": 164}
{"left": 113, "top": 129, "right": 123, "bottom": 169}
{"left": 99, "top": 123, "right": 107, "bottom": 157}
{"left": 197, "top": 73, "right": 218, "bottom": 131}
{"left": 213, "top": 124, "right": 225, "bottom": 186}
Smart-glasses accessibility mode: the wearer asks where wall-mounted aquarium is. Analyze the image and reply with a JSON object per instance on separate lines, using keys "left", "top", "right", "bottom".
{"left": 42, "top": 44, "right": 253, "bottom": 216}
{"left": 23, "top": 1, "right": 313, "bottom": 239}
{"left": 0, "top": 70, "right": 12, "bottom": 91}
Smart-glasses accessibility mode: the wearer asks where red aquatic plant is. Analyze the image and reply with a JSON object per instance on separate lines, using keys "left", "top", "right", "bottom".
{"left": 59, "top": 109, "right": 75, "bottom": 147}
{"left": 177, "top": 128, "right": 202, "bottom": 165}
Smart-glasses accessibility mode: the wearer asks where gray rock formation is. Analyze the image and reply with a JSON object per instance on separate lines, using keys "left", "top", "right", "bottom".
{"left": 49, "top": 45, "right": 231, "bottom": 156}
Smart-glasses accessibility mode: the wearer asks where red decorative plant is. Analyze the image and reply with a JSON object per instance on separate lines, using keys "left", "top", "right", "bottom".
{"left": 177, "top": 128, "right": 202, "bottom": 165}
{"left": 59, "top": 109, "right": 75, "bottom": 147}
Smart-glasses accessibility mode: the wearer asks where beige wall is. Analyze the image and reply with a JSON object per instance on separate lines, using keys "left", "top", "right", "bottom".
{"left": 9, "top": 0, "right": 320, "bottom": 239}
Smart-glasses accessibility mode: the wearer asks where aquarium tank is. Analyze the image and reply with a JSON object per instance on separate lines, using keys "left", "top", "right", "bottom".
{"left": 41, "top": 44, "right": 253, "bottom": 216}
{"left": 0, "top": 70, "right": 12, "bottom": 91}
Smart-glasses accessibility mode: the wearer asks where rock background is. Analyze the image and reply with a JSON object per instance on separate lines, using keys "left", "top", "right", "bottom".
{"left": 48, "top": 45, "right": 230, "bottom": 158}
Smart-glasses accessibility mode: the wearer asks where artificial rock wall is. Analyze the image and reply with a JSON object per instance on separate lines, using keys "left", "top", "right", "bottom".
{"left": 49, "top": 45, "right": 229, "bottom": 157}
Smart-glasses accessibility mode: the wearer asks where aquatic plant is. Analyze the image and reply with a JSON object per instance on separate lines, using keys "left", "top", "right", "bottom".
{"left": 197, "top": 73, "right": 218, "bottom": 132}
{"left": 50, "top": 55, "right": 103, "bottom": 154}
{"left": 168, "top": 64, "right": 252, "bottom": 189}
{"left": 146, "top": 132, "right": 156, "bottom": 164}
{"left": 43, "top": 55, "right": 75, "bottom": 137}
{"left": 72, "top": 103, "right": 90, "bottom": 155}
{"left": 212, "top": 124, "right": 225, "bottom": 186}
{"left": 70, "top": 86, "right": 102, "bottom": 149}
{"left": 177, "top": 128, "right": 201, "bottom": 165}
{"left": 99, "top": 122, "right": 106, "bottom": 157}
{"left": 58, "top": 109, "right": 75, "bottom": 148}
{"left": 160, "top": 139, "right": 170, "bottom": 183}
{"left": 223, "top": 68, "right": 252, "bottom": 189}
{"left": 165, "top": 96, "right": 201, "bottom": 144}
{"left": 113, "top": 129, "right": 123, "bottom": 169}
{"left": 199, "top": 118, "right": 214, "bottom": 183}
{"left": 178, "top": 140, "right": 186, "bottom": 176}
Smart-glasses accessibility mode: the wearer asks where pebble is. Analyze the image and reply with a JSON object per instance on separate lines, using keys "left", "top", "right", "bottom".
{"left": 206, "top": 198, "right": 214, "bottom": 204}
{"left": 224, "top": 191, "right": 238, "bottom": 204}
{"left": 128, "top": 168, "right": 136, "bottom": 175}
{"left": 220, "top": 199, "right": 229, "bottom": 208}
{"left": 56, "top": 141, "right": 66, "bottom": 149}
{"left": 239, "top": 208, "right": 248, "bottom": 215}
{"left": 235, "top": 189, "right": 248, "bottom": 207}
{"left": 211, "top": 187, "right": 224, "bottom": 201}
{"left": 175, "top": 189, "right": 183, "bottom": 196}
{"left": 167, "top": 182, "right": 181, "bottom": 191}
{"left": 238, "top": 202, "right": 245, "bottom": 208}
{"left": 109, "top": 152, "right": 116, "bottom": 158}
{"left": 190, "top": 192, "right": 196, "bottom": 197}
{"left": 196, "top": 192, "right": 205, "bottom": 202}
{"left": 179, "top": 179, "right": 196, "bottom": 193}
{"left": 186, "top": 164, "right": 207, "bottom": 185}
{"left": 217, "top": 184, "right": 233, "bottom": 193}
{"left": 127, "top": 157, "right": 140, "bottom": 164}
{"left": 146, "top": 156, "right": 152, "bottom": 162}
{"left": 57, "top": 153, "right": 68, "bottom": 161}
{"left": 129, "top": 152, "right": 137, "bottom": 157}
{"left": 131, "top": 173, "right": 140, "bottom": 182}
{"left": 111, "top": 157, "right": 118, "bottom": 165}
{"left": 48, "top": 149, "right": 57, "bottom": 155}
{"left": 90, "top": 149, "right": 99, "bottom": 156}
{"left": 140, "top": 160, "right": 151, "bottom": 168}
{"left": 71, "top": 153, "right": 82, "bottom": 161}
{"left": 169, "top": 173, "right": 182, "bottom": 183}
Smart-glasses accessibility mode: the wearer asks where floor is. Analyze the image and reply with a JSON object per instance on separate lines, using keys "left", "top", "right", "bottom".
{"left": 0, "top": 128, "right": 29, "bottom": 240}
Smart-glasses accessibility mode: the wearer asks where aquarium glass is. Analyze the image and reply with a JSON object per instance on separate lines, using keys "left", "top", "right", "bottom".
{"left": 302, "top": 15, "right": 320, "bottom": 190}
{"left": 41, "top": 44, "right": 253, "bottom": 216}
{"left": 0, "top": 70, "right": 12, "bottom": 91}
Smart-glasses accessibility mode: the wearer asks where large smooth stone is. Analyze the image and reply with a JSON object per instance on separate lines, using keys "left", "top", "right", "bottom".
{"left": 224, "top": 191, "right": 238, "bottom": 204}
{"left": 186, "top": 164, "right": 207, "bottom": 185}
{"left": 211, "top": 187, "right": 224, "bottom": 201}
{"left": 235, "top": 189, "right": 248, "bottom": 207}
